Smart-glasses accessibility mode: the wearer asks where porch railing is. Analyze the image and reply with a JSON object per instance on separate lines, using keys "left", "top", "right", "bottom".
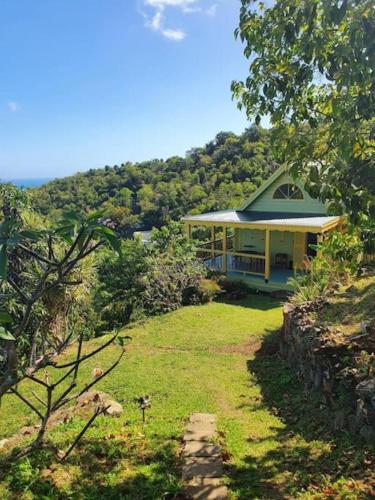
{"left": 196, "top": 241, "right": 266, "bottom": 278}
{"left": 227, "top": 252, "right": 266, "bottom": 275}
{"left": 196, "top": 237, "right": 233, "bottom": 260}
{"left": 197, "top": 237, "right": 233, "bottom": 252}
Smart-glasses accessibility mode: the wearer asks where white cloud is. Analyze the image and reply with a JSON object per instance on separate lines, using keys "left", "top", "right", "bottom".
{"left": 162, "top": 28, "right": 186, "bottom": 40}
{"left": 145, "top": 0, "right": 198, "bottom": 8}
{"left": 149, "top": 10, "right": 163, "bottom": 30}
{"left": 146, "top": 8, "right": 186, "bottom": 40}
{"left": 7, "top": 101, "right": 20, "bottom": 112}
{"left": 143, "top": 0, "right": 217, "bottom": 40}
{"left": 206, "top": 3, "right": 217, "bottom": 17}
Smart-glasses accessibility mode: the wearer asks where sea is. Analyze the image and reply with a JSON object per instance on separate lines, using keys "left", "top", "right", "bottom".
{"left": 2, "top": 178, "right": 52, "bottom": 188}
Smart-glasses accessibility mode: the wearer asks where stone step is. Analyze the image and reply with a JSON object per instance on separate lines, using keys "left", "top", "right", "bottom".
{"left": 183, "top": 478, "right": 228, "bottom": 500}
{"left": 183, "top": 440, "right": 221, "bottom": 458}
{"left": 182, "top": 457, "right": 223, "bottom": 480}
{"left": 182, "top": 413, "right": 227, "bottom": 498}
{"left": 190, "top": 413, "right": 217, "bottom": 424}
{"left": 186, "top": 421, "right": 216, "bottom": 434}
{"left": 183, "top": 427, "right": 217, "bottom": 442}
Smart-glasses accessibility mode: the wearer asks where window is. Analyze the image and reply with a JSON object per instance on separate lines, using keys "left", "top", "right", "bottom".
{"left": 273, "top": 183, "right": 303, "bottom": 200}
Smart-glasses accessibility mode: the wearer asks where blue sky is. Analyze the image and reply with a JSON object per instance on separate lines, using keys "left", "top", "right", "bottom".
{"left": 0, "top": 0, "right": 250, "bottom": 179}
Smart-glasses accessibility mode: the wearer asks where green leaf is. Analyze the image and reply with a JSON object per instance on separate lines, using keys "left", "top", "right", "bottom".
{"left": 18, "top": 230, "right": 41, "bottom": 241}
{"left": 0, "top": 312, "right": 12, "bottom": 324}
{"left": 115, "top": 335, "right": 132, "bottom": 347}
{"left": 0, "top": 327, "right": 15, "bottom": 341}
{"left": 5, "top": 235, "right": 21, "bottom": 248}
{"left": 61, "top": 210, "right": 82, "bottom": 223}
{"left": 87, "top": 209, "right": 106, "bottom": 222}
{"left": 96, "top": 228, "right": 121, "bottom": 253}
{"left": 0, "top": 245, "right": 7, "bottom": 279}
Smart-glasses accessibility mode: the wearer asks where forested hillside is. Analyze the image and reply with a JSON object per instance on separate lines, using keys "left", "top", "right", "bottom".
{"left": 33, "top": 126, "right": 278, "bottom": 235}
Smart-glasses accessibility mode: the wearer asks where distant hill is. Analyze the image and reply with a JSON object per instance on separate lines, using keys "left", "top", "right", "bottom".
{"left": 33, "top": 127, "right": 278, "bottom": 236}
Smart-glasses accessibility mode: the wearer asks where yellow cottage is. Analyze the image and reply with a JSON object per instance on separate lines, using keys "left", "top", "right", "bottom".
{"left": 182, "top": 165, "right": 344, "bottom": 291}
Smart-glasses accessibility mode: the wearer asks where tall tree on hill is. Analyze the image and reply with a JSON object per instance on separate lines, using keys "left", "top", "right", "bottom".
{"left": 232, "top": 0, "right": 374, "bottom": 233}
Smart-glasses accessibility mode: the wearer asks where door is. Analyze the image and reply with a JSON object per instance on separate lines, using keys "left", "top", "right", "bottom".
{"left": 293, "top": 232, "right": 307, "bottom": 270}
{"left": 306, "top": 233, "right": 318, "bottom": 257}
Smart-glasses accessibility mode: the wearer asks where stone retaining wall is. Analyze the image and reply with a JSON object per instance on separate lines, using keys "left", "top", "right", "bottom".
{"left": 280, "top": 302, "right": 375, "bottom": 442}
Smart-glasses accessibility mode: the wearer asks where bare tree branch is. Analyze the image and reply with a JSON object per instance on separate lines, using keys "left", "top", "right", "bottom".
{"left": 10, "top": 388, "right": 44, "bottom": 421}
{"left": 7, "top": 277, "right": 30, "bottom": 304}
{"left": 31, "top": 391, "right": 48, "bottom": 409}
{"left": 18, "top": 244, "right": 54, "bottom": 266}
{"left": 54, "top": 332, "right": 119, "bottom": 369}
{"left": 25, "top": 374, "right": 50, "bottom": 389}
{"left": 53, "top": 349, "right": 125, "bottom": 412}
{"left": 59, "top": 405, "right": 109, "bottom": 462}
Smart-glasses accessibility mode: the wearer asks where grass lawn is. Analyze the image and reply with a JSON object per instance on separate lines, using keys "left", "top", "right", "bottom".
{"left": 318, "top": 275, "right": 375, "bottom": 336}
{"left": 0, "top": 294, "right": 374, "bottom": 499}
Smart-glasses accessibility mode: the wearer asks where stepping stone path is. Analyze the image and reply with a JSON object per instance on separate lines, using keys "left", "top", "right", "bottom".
{"left": 181, "top": 413, "right": 228, "bottom": 499}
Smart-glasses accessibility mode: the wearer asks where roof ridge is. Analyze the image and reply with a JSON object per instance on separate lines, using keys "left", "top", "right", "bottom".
{"left": 239, "top": 164, "right": 288, "bottom": 211}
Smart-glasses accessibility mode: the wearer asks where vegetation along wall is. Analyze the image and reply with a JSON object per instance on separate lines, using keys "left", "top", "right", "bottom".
{"left": 281, "top": 302, "right": 375, "bottom": 442}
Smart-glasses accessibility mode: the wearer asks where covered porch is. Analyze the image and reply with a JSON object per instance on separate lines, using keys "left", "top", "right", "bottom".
{"left": 183, "top": 210, "right": 343, "bottom": 291}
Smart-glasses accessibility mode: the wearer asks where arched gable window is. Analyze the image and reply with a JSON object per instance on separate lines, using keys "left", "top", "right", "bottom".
{"left": 273, "top": 183, "right": 303, "bottom": 200}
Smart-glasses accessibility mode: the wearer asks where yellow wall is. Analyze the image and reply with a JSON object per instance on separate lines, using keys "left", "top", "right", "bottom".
{"left": 270, "top": 231, "right": 294, "bottom": 266}
{"left": 236, "top": 228, "right": 265, "bottom": 254}
{"left": 235, "top": 228, "right": 297, "bottom": 267}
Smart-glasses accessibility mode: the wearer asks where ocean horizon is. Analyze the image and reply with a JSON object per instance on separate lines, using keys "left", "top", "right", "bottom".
{"left": 1, "top": 178, "right": 52, "bottom": 188}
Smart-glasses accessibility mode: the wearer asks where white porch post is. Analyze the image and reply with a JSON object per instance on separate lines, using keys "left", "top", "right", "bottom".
{"left": 265, "top": 228, "right": 270, "bottom": 282}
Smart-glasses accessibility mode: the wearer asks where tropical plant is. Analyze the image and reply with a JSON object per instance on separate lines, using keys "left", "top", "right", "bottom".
{"left": 289, "top": 229, "right": 364, "bottom": 304}
{"left": 0, "top": 185, "right": 125, "bottom": 455}
{"left": 288, "top": 256, "right": 331, "bottom": 305}
{"left": 317, "top": 229, "right": 364, "bottom": 277}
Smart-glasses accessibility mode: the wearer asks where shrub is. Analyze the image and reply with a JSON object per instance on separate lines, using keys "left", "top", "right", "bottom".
{"left": 94, "top": 239, "right": 149, "bottom": 331}
{"left": 318, "top": 230, "right": 364, "bottom": 279}
{"left": 360, "top": 219, "right": 375, "bottom": 260}
{"left": 141, "top": 258, "right": 205, "bottom": 315}
{"left": 95, "top": 222, "right": 209, "bottom": 328}
{"left": 186, "top": 278, "right": 221, "bottom": 305}
{"left": 288, "top": 257, "right": 330, "bottom": 305}
{"left": 289, "top": 229, "right": 364, "bottom": 305}
{"left": 217, "top": 277, "right": 249, "bottom": 298}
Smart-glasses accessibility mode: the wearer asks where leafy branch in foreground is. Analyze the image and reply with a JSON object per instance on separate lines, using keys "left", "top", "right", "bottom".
{"left": 232, "top": 0, "right": 374, "bottom": 227}
{"left": 0, "top": 185, "right": 125, "bottom": 456}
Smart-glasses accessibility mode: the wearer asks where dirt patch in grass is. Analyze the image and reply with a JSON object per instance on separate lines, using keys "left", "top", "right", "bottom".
{"left": 212, "top": 332, "right": 280, "bottom": 356}
{"left": 211, "top": 338, "right": 262, "bottom": 355}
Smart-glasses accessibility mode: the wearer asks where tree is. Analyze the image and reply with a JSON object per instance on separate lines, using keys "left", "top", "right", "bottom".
{"left": 94, "top": 239, "right": 150, "bottom": 330}
{"left": 95, "top": 222, "right": 207, "bottom": 327}
{"left": 0, "top": 185, "right": 125, "bottom": 455}
{"left": 232, "top": 0, "right": 375, "bottom": 225}
{"left": 32, "top": 128, "right": 278, "bottom": 233}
